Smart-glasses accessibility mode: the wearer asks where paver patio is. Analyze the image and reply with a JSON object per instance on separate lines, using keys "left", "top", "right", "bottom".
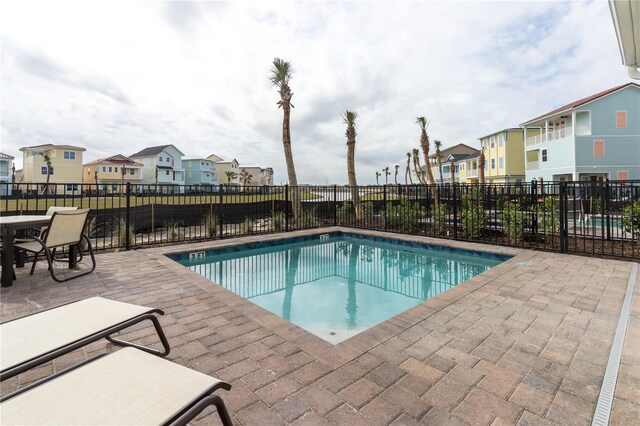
{"left": 1, "top": 227, "right": 638, "bottom": 425}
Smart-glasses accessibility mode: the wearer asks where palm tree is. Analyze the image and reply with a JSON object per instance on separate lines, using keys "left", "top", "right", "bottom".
{"left": 384, "top": 167, "right": 390, "bottom": 184}
{"left": 394, "top": 165, "right": 399, "bottom": 184}
{"left": 478, "top": 148, "right": 486, "bottom": 184}
{"left": 450, "top": 158, "right": 456, "bottom": 184}
{"left": 375, "top": 171, "right": 380, "bottom": 185}
{"left": 225, "top": 170, "right": 237, "bottom": 184}
{"left": 405, "top": 153, "right": 413, "bottom": 184}
{"left": 239, "top": 170, "right": 252, "bottom": 186}
{"left": 42, "top": 154, "right": 52, "bottom": 195}
{"left": 416, "top": 117, "right": 436, "bottom": 188}
{"left": 121, "top": 165, "right": 126, "bottom": 195}
{"left": 412, "top": 149, "right": 424, "bottom": 184}
{"left": 269, "top": 58, "right": 301, "bottom": 221}
{"left": 434, "top": 140, "right": 444, "bottom": 185}
{"left": 343, "top": 109, "right": 362, "bottom": 221}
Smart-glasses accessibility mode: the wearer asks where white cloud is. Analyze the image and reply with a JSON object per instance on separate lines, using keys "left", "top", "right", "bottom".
{"left": 0, "top": 0, "right": 629, "bottom": 184}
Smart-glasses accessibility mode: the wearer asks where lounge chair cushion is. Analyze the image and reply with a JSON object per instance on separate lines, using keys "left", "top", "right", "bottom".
{"left": 0, "top": 347, "right": 226, "bottom": 425}
{"left": 1, "top": 297, "right": 154, "bottom": 375}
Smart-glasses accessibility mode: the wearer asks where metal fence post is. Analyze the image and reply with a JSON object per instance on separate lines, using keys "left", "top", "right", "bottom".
{"left": 383, "top": 184, "right": 388, "bottom": 231}
{"left": 333, "top": 185, "right": 337, "bottom": 226}
{"left": 125, "top": 182, "right": 131, "bottom": 251}
{"left": 285, "top": 184, "right": 290, "bottom": 232}
{"left": 604, "top": 179, "right": 611, "bottom": 240}
{"left": 452, "top": 183, "right": 458, "bottom": 240}
{"left": 218, "top": 184, "right": 224, "bottom": 239}
{"left": 559, "top": 181, "right": 567, "bottom": 253}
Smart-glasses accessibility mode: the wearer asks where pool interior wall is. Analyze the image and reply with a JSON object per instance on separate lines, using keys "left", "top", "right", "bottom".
{"left": 168, "top": 232, "right": 511, "bottom": 344}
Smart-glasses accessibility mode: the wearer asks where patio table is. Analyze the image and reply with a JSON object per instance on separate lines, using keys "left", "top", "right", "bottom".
{"left": 1, "top": 215, "right": 52, "bottom": 287}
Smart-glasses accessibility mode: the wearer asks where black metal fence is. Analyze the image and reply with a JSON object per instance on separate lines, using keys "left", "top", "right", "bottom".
{"left": 1, "top": 181, "right": 638, "bottom": 259}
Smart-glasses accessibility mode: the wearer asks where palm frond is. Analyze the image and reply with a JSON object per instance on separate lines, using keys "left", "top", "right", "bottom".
{"left": 342, "top": 110, "right": 359, "bottom": 127}
{"left": 416, "top": 116, "right": 429, "bottom": 131}
{"left": 269, "top": 57, "right": 292, "bottom": 87}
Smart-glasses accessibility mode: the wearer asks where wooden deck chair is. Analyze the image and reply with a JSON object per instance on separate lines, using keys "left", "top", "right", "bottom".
{"left": 0, "top": 347, "right": 232, "bottom": 426}
{"left": 14, "top": 208, "right": 95, "bottom": 281}
{"left": 0, "top": 297, "right": 171, "bottom": 381}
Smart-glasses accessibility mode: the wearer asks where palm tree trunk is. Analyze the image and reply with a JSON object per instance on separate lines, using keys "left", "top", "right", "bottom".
{"left": 405, "top": 156, "right": 413, "bottom": 184}
{"left": 347, "top": 142, "right": 361, "bottom": 220}
{"left": 438, "top": 157, "right": 444, "bottom": 184}
{"left": 282, "top": 101, "right": 301, "bottom": 222}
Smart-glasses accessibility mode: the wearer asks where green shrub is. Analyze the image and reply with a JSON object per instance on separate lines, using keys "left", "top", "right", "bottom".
{"left": 385, "top": 197, "right": 424, "bottom": 232}
{"left": 535, "top": 196, "right": 559, "bottom": 237}
{"left": 202, "top": 210, "right": 217, "bottom": 237}
{"left": 300, "top": 207, "right": 317, "bottom": 229}
{"left": 621, "top": 202, "right": 640, "bottom": 241}
{"left": 460, "top": 187, "right": 486, "bottom": 238}
{"left": 502, "top": 201, "right": 525, "bottom": 243}
{"left": 336, "top": 201, "right": 353, "bottom": 223}
{"left": 272, "top": 210, "right": 285, "bottom": 231}
{"left": 163, "top": 217, "right": 183, "bottom": 241}
{"left": 362, "top": 202, "right": 375, "bottom": 221}
{"left": 431, "top": 203, "right": 448, "bottom": 234}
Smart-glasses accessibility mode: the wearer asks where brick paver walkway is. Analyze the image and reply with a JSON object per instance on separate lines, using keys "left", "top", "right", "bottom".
{"left": 1, "top": 228, "right": 638, "bottom": 425}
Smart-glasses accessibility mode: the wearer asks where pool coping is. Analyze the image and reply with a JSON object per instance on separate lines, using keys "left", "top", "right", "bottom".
{"left": 149, "top": 227, "right": 530, "bottom": 367}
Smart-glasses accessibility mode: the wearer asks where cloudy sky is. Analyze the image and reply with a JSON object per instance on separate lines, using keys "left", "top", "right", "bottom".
{"left": 0, "top": 0, "right": 631, "bottom": 184}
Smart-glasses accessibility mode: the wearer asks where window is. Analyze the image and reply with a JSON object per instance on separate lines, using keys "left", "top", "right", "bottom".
{"left": 166, "top": 157, "right": 170, "bottom": 162}
{"left": 484, "top": 161, "right": 488, "bottom": 170}
{"left": 490, "top": 136, "right": 495, "bottom": 148}
{"left": 87, "top": 169, "right": 90, "bottom": 175}
{"left": 63, "top": 151, "right": 76, "bottom": 160}
{"left": 102, "top": 166, "right": 106, "bottom": 172}
{"left": 129, "top": 169, "right": 135, "bottom": 175}
{"left": 617, "top": 170, "right": 629, "bottom": 181}
{"left": 166, "top": 170, "right": 170, "bottom": 175}
{"left": 455, "top": 165, "right": 459, "bottom": 173}
{"left": 108, "top": 167, "right": 112, "bottom": 172}
{"left": 498, "top": 157, "right": 504, "bottom": 168}
{"left": 542, "top": 149, "right": 547, "bottom": 162}
{"left": 114, "top": 167, "right": 118, "bottom": 173}
{"left": 159, "top": 157, "right": 163, "bottom": 162}
{"left": 491, "top": 159, "right": 495, "bottom": 169}
{"left": 593, "top": 140, "right": 605, "bottom": 157}
{"left": 41, "top": 166, "right": 54, "bottom": 175}
{"left": 498, "top": 133, "right": 504, "bottom": 147}
{"left": 66, "top": 184, "right": 78, "bottom": 192}
{"left": 616, "top": 111, "right": 627, "bottom": 128}
{"left": 443, "top": 165, "right": 450, "bottom": 174}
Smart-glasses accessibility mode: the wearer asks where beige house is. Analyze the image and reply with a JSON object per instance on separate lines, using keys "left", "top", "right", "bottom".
{"left": 239, "top": 165, "right": 274, "bottom": 186}
{"left": 19, "top": 144, "right": 86, "bottom": 194}
{"left": 83, "top": 154, "right": 144, "bottom": 193}
{"left": 207, "top": 154, "right": 240, "bottom": 185}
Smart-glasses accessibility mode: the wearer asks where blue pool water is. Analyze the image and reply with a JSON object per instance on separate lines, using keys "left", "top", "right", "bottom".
{"left": 169, "top": 233, "right": 509, "bottom": 344}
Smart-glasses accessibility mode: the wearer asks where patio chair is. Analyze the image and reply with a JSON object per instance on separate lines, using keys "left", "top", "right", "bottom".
{"left": 0, "top": 347, "right": 232, "bottom": 426}
{"left": 0, "top": 297, "right": 171, "bottom": 381}
{"left": 13, "top": 208, "right": 96, "bottom": 281}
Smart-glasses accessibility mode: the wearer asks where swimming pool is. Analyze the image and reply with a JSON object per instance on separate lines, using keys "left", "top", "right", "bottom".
{"left": 169, "top": 233, "right": 510, "bottom": 344}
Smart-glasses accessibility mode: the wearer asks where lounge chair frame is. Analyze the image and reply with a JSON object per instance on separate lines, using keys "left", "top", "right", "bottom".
{"left": 0, "top": 299, "right": 170, "bottom": 381}
{"left": 0, "top": 350, "right": 233, "bottom": 426}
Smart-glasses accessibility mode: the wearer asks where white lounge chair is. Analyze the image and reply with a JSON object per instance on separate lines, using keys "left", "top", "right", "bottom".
{"left": 0, "top": 347, "right": 232, "bottom": 426}
{"left": 14, "top": 208, "right": 96, "bottom": 281}
{"left": 0, "top": 297, "right": 170, "bottom": 381}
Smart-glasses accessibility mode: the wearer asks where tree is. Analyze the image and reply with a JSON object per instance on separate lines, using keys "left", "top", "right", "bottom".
{"left": 405, "top": 152, "right": 413, "bottom": 184}
{"left": 394, "top": 165, "right": 399, "bottom": 184}
{"left": 225, "top": 170, "right": 237, "bottom": 184}
{"left": 239, "top": 170, "right": 252, "bottom": 186}
{"left": 384, "top": 167, "right": 390, "bottom": 184}
{"left": 375, "top": 171, "right": 380, "bottom": 185}
{"left": 416, "top": 117, "right": 436, "bottom": 187}
{"left": 121, "top": 165, "right": 127, "bottom": 195}
{"left": 478, "top": 148, "right": 486, "bottom": 184}
{"left": 434, "top": 140, "right": 444, "bottom": 185}
{"left": 42, "top": 154, "right": 52, "bottom": 195}
{"left": 412, "top": 149, "right": 425, "bottom": 184}
{"left": 343, "top": 110, "right": 362, "bottom": 220}
{"left": 269, "top": 58, "right": 301, "bottom": 221}
{"left": 450, "top": 158, "right": 456, "bottom": 184}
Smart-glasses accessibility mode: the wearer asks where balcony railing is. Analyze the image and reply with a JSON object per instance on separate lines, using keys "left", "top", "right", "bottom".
{"left": 525, "top": 126, "right": 572, "bottom": 146}
{"left": 466, "top": 169, "right": 479, "bottom": 178}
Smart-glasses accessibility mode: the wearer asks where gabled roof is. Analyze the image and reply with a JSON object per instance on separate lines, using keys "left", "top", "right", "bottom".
{"left": 0, "top": 152, "right": 15, "bottom": 160}
{"left": 428, "top": 143, "right": 477, "bottom": 159}
{"left": 521, "top": 82, "right": 640, "bottom": 126}
{"left": 130, "top": 144, "right": 185, "bottom": 158}
{"left": 478, "top": 128, "right": 522, "bottom": 140}
{"left": 84, "top": 154, "right": 143, "bottom": 167}
{"left": 19, "top": 144, "right": 86, "bottom": 152}
{"left": 445, "top": 151, "right": 480, "bottom": 163}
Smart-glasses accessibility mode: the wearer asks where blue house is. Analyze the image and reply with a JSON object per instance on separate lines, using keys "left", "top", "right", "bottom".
{"left": 0, "top": 152, "right": 14, "bottom": 196}
{"left": 521, "top": 82, "right": 640, "bottom": 182}
{"left": 182, "top": 157, "right": 219, "bottom": 191}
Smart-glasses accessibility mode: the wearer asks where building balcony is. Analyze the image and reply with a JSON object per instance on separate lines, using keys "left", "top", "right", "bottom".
{"left": 526, "top": 161, "right": 540, "bottom": 171}
{"left": 466, "top": 169, "right": 479, "bottom": 178}
{"left": 525, "top": 126, "right": 573, "bottom": 146}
